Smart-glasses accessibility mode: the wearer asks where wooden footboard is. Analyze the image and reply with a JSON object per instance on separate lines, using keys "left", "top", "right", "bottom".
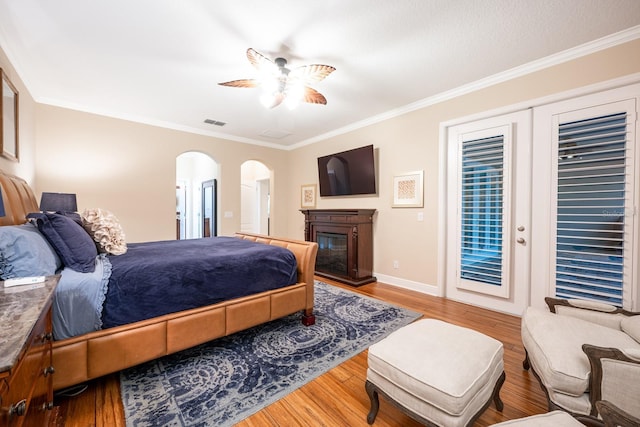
{"left": 52, "top": 233, "right": 317, "bottom": 390}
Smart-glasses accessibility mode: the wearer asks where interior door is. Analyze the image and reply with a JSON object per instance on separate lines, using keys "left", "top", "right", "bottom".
{"left": 202, "top": 179, "right": 217, "bottom": 238}
{"left": 257, "top": 178, "right": 270, "bottom": 235}
{"left": 176, "top": 181, "right": 187, "bottom": 240}
{"left": 445, "top": 110, "right": 531, "bottom": 315}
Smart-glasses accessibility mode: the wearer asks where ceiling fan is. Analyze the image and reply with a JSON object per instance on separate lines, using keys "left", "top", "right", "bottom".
{"left": 218, "top": 48, "right": 336, "bottom": 109}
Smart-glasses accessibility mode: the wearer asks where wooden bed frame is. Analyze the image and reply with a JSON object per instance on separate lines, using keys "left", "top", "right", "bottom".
{"left": 0, "top": 170, "right": 318, "bottom": 390}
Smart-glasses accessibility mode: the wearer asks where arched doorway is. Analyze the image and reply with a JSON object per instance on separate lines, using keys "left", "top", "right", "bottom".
{"left": 176, "top": 152, "right": 219, "bottom": 239}
{"left": 240, "top": 160, "right": 271, "bottom": 235}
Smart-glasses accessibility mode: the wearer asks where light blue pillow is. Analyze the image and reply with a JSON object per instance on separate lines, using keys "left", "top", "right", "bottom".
{"left": 0, "top": 224, "right": 62, "bottom": 279}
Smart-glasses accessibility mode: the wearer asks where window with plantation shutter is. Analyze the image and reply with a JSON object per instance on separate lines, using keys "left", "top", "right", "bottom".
{"left": 555, "top": 111, "right": 631, "bottom": 307}
{"left": 460, "top": 135, "right": 505, "bottom": 287}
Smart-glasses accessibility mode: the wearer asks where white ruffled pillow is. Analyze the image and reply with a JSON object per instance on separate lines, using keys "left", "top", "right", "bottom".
{"left": 81, "top": 208, "right": 127, "bottom": 255}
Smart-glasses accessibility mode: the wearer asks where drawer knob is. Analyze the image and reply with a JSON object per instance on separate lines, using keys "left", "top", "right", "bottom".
{"left": 43, "top": 366, "right": 55, "bottom": 376}
{"left": 9, "top": 399, "right": 27, "bottom": 417}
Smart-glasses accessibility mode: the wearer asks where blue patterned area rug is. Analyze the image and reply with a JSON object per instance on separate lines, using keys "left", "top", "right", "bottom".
{"left": 120, "top": 281, "right": 422, "bottom": 426}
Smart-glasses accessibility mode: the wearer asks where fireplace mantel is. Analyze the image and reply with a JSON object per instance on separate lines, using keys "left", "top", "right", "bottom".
{"left": 300, "top": 209, "right": 376, "bottom": 286}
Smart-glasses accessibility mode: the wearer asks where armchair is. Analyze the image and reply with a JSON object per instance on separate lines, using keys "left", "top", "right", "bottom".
{"left": 521, "top": 297, "right": 640, "bottom": 418}
{"left": 584, "top": 344, "right": 640, "bottom": 426}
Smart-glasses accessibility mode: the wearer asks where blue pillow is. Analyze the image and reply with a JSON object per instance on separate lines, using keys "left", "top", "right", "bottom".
{"left": 27, "top": 212, "right": 97, "bottom": 273}
{"left": 0, "top": 223, "right": 62, "bottom": 279}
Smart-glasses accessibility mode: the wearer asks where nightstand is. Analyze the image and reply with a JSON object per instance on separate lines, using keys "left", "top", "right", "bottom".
{"left": 0, "top": 275, "right": 59, "bottom": 426}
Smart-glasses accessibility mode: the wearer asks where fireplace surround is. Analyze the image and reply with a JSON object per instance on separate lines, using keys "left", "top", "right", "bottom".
{"left": 301, "top": 209, "right": 376, "bottom": 286}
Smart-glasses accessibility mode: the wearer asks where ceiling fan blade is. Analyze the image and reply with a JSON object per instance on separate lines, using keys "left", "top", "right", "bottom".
{"left": 290, "top": 64, "right": 336, "bottom": 83}
{"left": 247, "top": 48, "right": 276, "bottom": 72}
{"left": 218, "top": 79, "right": 259, "bottom": 88}
{"left": 302, "top": 86, "right": 327, "bottom": 105}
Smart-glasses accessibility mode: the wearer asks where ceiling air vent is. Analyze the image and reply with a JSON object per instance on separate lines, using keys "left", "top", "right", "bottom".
{"left": 260, "top": 129, "right": 291, "bottom": 139}
{"left": 204, "top": 119, "right": 226, "bottom": 126}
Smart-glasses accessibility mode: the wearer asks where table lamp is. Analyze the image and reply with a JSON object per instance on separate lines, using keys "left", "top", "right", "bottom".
{"left": 39, "top": 192, "right": 77, "bottom": 212}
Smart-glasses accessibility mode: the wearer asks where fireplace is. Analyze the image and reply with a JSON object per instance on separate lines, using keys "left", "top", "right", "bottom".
{"left": 301, "top": 209, "right": 376, "bottom": 286}
{"left": 316, "top": 232, "right": 349, "bottom": 277}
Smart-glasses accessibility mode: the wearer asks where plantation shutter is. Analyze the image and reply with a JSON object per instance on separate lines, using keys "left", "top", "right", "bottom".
{"left": 555, "top": 110, "right": 633, "bottom": 307}
{"left": 460, "top": 134, "right": 505, "bottom": 287}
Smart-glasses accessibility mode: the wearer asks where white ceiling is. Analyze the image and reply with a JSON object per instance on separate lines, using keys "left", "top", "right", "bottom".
{"left": 0, "top": 1, "right": 639, "bottom": 149}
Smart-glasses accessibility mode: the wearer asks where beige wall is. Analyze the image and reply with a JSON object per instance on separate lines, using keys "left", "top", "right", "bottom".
{"left": 285, "top": 39, "right": 640, "bottom": 292}
{"left": 34, "top": 106, "right": 291, "bottom": 242}
{"left": 2, "top": 38, "right": 640, "bottom": 294}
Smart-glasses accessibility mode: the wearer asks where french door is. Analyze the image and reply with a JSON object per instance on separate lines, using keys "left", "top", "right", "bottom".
{"left": 445, "top": 84, "right": 639, "bottom": 313}
{"left": 446, "top": 111, "right": 531, "bottom": 315}
{"left": 531, "top": 89, "right": 638, "bottom": 310}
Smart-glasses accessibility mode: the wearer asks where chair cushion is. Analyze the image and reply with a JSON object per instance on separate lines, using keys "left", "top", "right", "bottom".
{"left": 368, "top": 318, "right": 503, "bottom": 416}
{"left": 490, "top": 410, "right": 582, "bottom": 426}
{"left": 621, "top": 315, "right": 640, "bottom": 344}
{"left": 521, "top": 307, "right": 640, "bottom": 397}
{"left": 554, "top": 304, "right": 627, "bottom": 330}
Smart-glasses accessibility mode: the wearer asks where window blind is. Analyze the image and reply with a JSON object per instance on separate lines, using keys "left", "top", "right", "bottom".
{"left": 555, "top": 112, "right": 628, "bottom": 306}
{"left": 460, "top": 135, "right": 504, "bottom": 286}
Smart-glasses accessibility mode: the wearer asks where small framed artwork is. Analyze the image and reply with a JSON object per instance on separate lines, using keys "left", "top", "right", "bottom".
{"left": 301, "top": 184, "right": 317, "bottom": 208}
{"left": 1, "top": 69, "right": 19, "bottom": 161}
{"left": 392, "top": 171, "right": 424, "bottom": 208}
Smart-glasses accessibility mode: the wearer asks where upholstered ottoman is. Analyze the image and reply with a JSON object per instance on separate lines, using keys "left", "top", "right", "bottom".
{"left": 366, "top": 319, "right": 505, "bottom": 427}
{"left": 490, "top": 410, "right": 582, "bottom": 426}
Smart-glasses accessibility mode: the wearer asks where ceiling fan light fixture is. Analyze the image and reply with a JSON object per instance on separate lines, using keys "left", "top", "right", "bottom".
{"left": 260, "top": 91, "right": 285, "bottom": 109}
{"left": 284, "top": 82, "right": 305, "bottom": 110}
{"left": 260, "top": 92, "right": 275, "bottom": 108}
{"left": 284, "top": 96, "right": 300, "bottom": 110}
{"left": 219, "top": 48, "right": 336, "bottom": 109}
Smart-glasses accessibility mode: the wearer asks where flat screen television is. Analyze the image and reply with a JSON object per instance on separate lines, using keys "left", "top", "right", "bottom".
{"left": 317, "top": 144, "right": 376, "bottom": 196}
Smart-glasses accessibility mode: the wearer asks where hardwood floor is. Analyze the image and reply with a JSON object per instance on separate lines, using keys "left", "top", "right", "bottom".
{"left": 54, "top": 278, "right": 548, "bottom": 426}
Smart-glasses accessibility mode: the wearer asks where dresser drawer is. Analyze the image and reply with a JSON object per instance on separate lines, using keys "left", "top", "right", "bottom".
{"left": 0, "top": 303, "right": 54, "bottom": 426}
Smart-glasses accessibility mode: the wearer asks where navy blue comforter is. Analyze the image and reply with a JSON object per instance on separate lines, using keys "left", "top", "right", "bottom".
{"left": 101, "top": 237, "right": 298, "bottom": 328}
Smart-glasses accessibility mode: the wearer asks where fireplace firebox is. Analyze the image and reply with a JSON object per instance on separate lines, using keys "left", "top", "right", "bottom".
{"left": 317, "top": 232, "right": 349, "bottom": 276}
{"left": 301, "top": 209, "right": 376, "bottom": 286}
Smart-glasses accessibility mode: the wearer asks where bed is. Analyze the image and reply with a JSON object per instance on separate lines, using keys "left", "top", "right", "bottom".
{"left": 0, "top": 169, "right": 318, "bottom": 391}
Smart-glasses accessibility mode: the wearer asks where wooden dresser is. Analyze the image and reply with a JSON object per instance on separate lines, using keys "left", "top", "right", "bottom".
{"left": 0, "top": 276, "right": 59, "bottom": 426}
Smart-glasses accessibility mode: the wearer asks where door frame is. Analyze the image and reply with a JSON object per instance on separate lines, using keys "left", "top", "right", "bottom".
{"left": 202, "top": 179, "right": 217, "bottom": 238}
{"left": 443, "top": 110, "right": 532, "bottom": 315}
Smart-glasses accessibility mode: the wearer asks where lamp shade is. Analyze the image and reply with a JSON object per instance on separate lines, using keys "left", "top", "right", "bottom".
{"left": 0, "top": 188, "right": 5, "bottom": 217}
{"left": 40, "top": 192, "right": 77, "bottom": 212}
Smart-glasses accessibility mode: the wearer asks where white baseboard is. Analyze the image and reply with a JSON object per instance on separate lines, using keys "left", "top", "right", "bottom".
{"left": 373, "top": 273, "right": 440, "bottom": 296}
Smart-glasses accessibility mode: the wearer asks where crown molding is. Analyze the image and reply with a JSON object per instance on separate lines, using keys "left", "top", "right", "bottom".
{"left": 289, "top": 25, "right": 640, "bottom": 150}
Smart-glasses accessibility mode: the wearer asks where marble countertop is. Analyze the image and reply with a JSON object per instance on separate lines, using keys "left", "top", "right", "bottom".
{"left": 0, "top": 275, "right": 59, "bottom": 373}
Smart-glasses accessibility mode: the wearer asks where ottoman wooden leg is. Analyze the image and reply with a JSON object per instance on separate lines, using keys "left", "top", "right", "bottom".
{"left": 523, "top": 349, "right": 531, "bottom": 370}
{"left": 493, "top": 371, "right": 506, "bottom": 412}
{"left": 365, "top": 380, "right": 380, "bottom": 424}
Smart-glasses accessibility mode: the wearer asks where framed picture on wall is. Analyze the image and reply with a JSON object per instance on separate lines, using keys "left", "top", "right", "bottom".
{"left": 1, "top": 69, "right": 19, "bottom": 161}
{"left": 392, "top": 170, "right": 424, "bottom": 208}
{"left": 301, "top": 184, "right": 317, "bottom": 208}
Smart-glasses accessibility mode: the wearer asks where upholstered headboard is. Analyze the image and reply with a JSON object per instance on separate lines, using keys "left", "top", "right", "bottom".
{"left": 0, "top": 169, "right": 39, "bottom": 226}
